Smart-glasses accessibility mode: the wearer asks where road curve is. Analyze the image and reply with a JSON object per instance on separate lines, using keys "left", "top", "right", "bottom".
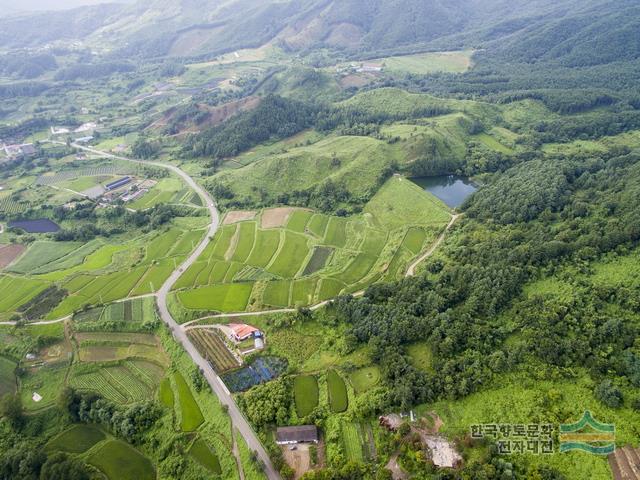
{"left": 405, "top": 214, "right": 460, "bottom": 277}
{"left": 66, "top": 143, "right": 281, "bottom": 480}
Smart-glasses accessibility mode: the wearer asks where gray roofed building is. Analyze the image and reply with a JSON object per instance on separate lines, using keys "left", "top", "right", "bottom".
{"left": 275, "top": 425, "right": 319, "bottom": 445}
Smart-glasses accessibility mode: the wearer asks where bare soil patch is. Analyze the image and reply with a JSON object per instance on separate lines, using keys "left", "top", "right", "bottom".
{"left": 339, "top": 73, "right": 375, "bottom": 89}
{"left": 282, "top": 444, "right": 312, "bottom": 479}
{"left": 0, "top": 244, "right": 26, "bottom": 269}
{"left": 261, "top": 207, "right": 298, "bottom": 229}
{"left": 223, "top": 210, "right": 257, "bottom": 225}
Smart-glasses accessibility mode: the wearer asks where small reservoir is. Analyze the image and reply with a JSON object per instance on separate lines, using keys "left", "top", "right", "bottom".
{"left": 411, "top": 175, "right": 477, "bottom": 208}
{"left": 8, "top": 218, "right": 61, "bottom": 233}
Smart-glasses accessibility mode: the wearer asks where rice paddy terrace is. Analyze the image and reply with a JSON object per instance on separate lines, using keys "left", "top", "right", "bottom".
{"left": 171, "top": 176, "right": 451, "bottom": 316}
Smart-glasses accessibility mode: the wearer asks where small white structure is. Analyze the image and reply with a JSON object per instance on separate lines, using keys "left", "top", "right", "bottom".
{"left": 25, "top": 353, "right": 36, "bottom": 361}
{"left": 32, "top": 392, "right": 42, "bottom": 403}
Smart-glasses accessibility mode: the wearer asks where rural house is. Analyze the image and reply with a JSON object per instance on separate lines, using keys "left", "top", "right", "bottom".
{"left": 276, "top": 426, "right": 319, "bottom": 445}
{"left": 228, "top": 323, "right": 260, "bottom": 342}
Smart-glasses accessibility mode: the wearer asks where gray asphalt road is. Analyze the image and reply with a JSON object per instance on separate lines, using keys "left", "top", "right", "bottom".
{"left": 66, "top": 143, "right": 281, "bottom": 480}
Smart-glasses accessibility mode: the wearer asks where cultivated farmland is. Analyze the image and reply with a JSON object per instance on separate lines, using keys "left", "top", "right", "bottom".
{"left": 327, "top": 370, "right": 348, "bottom": 413}
{"left": 88, "top": 440, "right": 155, "bottom": 480}
{"left": 294, "top": 375, "right": 319, "bottom": 418}
{"left": 172, "top": 177, "right": 450, "bottom": 315}
{"left": 188, "top": 329, "right": 239, "bottom": 372}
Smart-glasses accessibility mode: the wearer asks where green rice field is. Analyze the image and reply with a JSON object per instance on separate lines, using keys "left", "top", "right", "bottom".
{"left": 294, "top": 375, "right": 319, "bottom": 418}
{"left": 45, "top": 424, "right": 106, "bottom": 454}
{"left": 172, "top": 177, "right": 450, "bottom": 315}
{"left": 327, "top": 370, "right": 348, "bottom": 413}
{"left": 174, "top": 371, "right": 204, "bottom": 431}
{"left": 88, "top": 440, "right": 155, "bottom": 480}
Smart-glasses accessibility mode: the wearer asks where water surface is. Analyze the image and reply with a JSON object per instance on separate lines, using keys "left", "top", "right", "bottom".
{"left": 411, "top": 175, "right": 477, "bottom": 208}
{"left": 8, "top": 218, "right": 60, "bottom": 233}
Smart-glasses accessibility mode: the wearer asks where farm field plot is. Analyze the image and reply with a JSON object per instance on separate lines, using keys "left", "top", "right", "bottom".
{"left": 327, "top": 370, "right": 348, "bottom": 413}
{"left": 372, "top": 50, "right": 474, "bottom": 74}
{"left": 88, "top": 440, "right": 155, "bottom": 480}
{"left": 178, "top": 282, "right": 254, "bottom": 312}
{"left": 286, "top": 209, "right": 313, "bottom": 233}
{"left": 267, "top": 231, "right": 309, "bottom": 277}
{"left": 70, "top": 360, "right": 163, "bottom": 404}
{"left": 173, "top": 371, "right": 204, "bottom": 431}
{"left": 46, "top": 425, "right": 106, "bottom": 454}
{"left": 0, "top": 244, "right": 26, "bottom": 269}
{"left": 8, "top": 241, "right": 81, "bottom": 274}
{"left": 342, "top": 422, "right": 365, "bottom": 462}
{"left": 188, "top": 329, "right": 239, "bottom": 372}
{"left": 172, "top": 177, "right": 449, "bottom": 313}
{"left": 263, "top": 280, "right": 291, "bottom": 307}
{"left": 188, "top": 438, "right": 222, "bottom": 475}
{"left": 20, "top": 365, "right": 68, "bottom": 411}
{"left": 0, "top": 275, "right": 50, "bottom": 319}
{"left": 293, "top": 375, "right": 319, "bottom": 418}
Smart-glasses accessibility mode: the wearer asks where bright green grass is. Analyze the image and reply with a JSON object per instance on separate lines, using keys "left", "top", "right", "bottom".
{"left": 9, "top": 241, "right": 80, "bottom": 273}
{"left": 20, "top": 365, "right": 67, "bottom": 411}
{"left": 230, "top": 221, "right": 256, "bottom": 263}
{"left": 211, "top": 225, "right": 236, "bottom": 259}
{"left": 327, "top": 370, "right": 348, "bottom": 413}
{"left": 342, "top": 422, "right": 364, "bottom": 462}
{"left": 46, "top": 424, "right": 106, "bottom": 454}
{"left": 407, "top": 342, "right": 434, "bottom": 373}
{"left": 317, "top": 278, "right": 345, "bottom": 301}
{"left": 178, "top": 282, "right": 254, "bottom": 312}
{"left": 88, "top": 440, "right": 155, "bottom": 480}
{"left": 349, "top": 366, "right": 381, "bottom": 394}
{"left": 173, "top": 372, "right": 204, "bottom": 432}
{"left": 402, "top": 227, "right": 428, "bottom": 255}
{"left": 307, "top": 214, "right": 329, "bottom": 238}
{"left": 267, "top": 231, "right": 309, "bottom": 277}
{"left": 159, "top": 377, "right": 174, "bottom": 408}
{"left": 145, "top": 228, "right": 182, "bottom": 263}
{"left": 0, "top": 276, "right": 49, "bottom": 314}
{"left": 365, "top": 176, "right": 450, "bottom": 230}
{"left": 287, "top": 210, "right": 313, "bottom": 233}
{"left": 188, "top": 438, "right": 222, "bottom": 475}
{"left": 291, "top": 278, "right": 318, "bottom": 306}
{"left": 324, "top": 217, "right": 348, "bottom": 247}
{"left": 171, "top": 229, "right": 205, "bottom": 256}
{"left": 293, "top": 375, "right": 319, "bottom": 417}
{"left": 0, "top": 356, "right": 16, "bottom": 397}
{"left": 472, "top": 132, "right": 514, "bottom": 154}
{"left": 132, "top": 259, "right": 176, "bottom": 295}
{"left": 38, "top": 243, "right": 126, "bottom": 280}
{"left": 210, "top": 261, "right": 232, "bottom": 283}
{"left": 374, "top": 50, "right": 473, "bottom": 74}
{"left": 263, "top": 280, "right": 291, "bottom": 307}
{"left": 246, "top": 229, "right": 280, "bottom": 267}
{"left": 334, "top": 253, "right": 377, "bottom": 285}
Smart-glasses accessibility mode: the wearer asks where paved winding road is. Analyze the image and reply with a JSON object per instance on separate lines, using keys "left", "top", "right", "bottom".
{"left": 65, "top": 143, "right": 281, "bottom": 480}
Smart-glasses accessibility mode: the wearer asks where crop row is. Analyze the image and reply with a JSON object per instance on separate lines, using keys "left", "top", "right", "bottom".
{"left": 188, "top": 329, "right": 239, "bottom": 372}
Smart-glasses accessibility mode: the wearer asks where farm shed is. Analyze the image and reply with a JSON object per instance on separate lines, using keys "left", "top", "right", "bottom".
{"left": 105, "top": 176, "right": 132, "bottom": 191}
{"left": 276, "top": 426, "right": 319, "bottom": 445}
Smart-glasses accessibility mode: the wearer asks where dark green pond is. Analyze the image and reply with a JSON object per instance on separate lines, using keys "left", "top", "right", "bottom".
{"left": 411, "top": 175, "right": 477, "bottom": 208}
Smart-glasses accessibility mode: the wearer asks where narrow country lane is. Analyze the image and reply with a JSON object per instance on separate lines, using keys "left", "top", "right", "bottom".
{"left": 63, "top": 142, "right": 282, "bottom": 480}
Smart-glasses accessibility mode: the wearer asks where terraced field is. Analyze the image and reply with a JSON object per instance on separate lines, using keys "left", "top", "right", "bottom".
{"left": 172, "top": 177, "right": 450, "bottom": 315}
{"left": 69, "top": 360, "right": 165, "bottom": 404}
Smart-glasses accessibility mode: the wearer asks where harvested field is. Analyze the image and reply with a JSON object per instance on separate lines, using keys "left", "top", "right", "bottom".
{"left": 223, "top": 210, "right": 257, "bottom": 225}
{"left": 0, "top": 244, "right": 25, "bottom": 269}
{"left": 261, "top": 207, "right": 297, "bottom": 229}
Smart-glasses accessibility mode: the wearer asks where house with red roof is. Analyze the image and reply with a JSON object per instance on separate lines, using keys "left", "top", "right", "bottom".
{"left": 228, "top": 323, "right": 260, "bottom": 342}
